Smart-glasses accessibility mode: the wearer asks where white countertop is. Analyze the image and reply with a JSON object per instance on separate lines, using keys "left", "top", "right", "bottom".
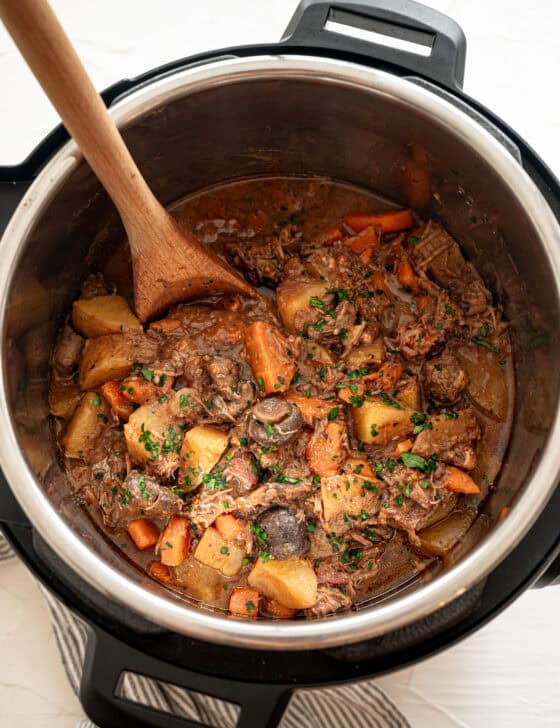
{"left": 1, "top": 1, "right": 560, "bottom": 726}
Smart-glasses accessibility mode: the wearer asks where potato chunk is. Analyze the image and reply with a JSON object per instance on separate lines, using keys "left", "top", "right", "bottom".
{"left": 345, "top": 339, "right": 385, "bottom": 370}
{"left": 61, "top": 392, "right": 109, "bottom": 460}
{"left": 276, "top": 279, "right": 330, "bottom": 333}
{"left": 396, "top": 377, "right": 421, "bottom": 411}
{"left": 179, "top": 425, "right": 229, "bottom": 490}
{"left": 72, "top": 295, "right": 142, "bottom": 337}
{"left": 124, "top": 399, "right": 182, "bottom": 477}
{"left": 174, "top": 556, "right": 226, "bottom": 602}
{"left": 321, "top": 475, "right": 380, "bottom": 534}
{"left": 194, "top": 526, "right": 245, "bottom": 576}
{"left": 248, "top": 557, "right": 317, "bottom": 609}
{"left": 79, "top": 333, "right": 158, "bottom": 390}
{"left": 49, "top": 380, "right": 81, "bottom": 419}
{"left": 352, "top": 396, "right": 414, "bottom": 445}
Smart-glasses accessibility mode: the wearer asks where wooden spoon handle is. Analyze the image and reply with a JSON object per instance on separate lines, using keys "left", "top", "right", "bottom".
{"left": 0, "top": 0, "right": 158, "bottom": 225}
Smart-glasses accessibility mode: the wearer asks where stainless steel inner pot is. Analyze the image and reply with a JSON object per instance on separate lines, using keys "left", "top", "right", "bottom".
{"left": 1, "top": 55, "right": 560, "bottom": 650}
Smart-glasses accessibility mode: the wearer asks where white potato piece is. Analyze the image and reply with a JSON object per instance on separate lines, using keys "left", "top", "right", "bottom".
{"left": 321, "top": 475, "right": 380, "bottom": 534}
{"left": 124, "top": 400, "right": 181, "bottom": 477}
{"left": 276, "top": 278, "right": 330, "bottom": 332}
{"left": 248, "top": 557, "right": 317, "bottom": 609}
{"left": 194, "top": 526, "right": 245, "bottom": 577}
{"left": 346, "top": 339, "right": 385, "bottom": 369}
{"left": 179, "top": 425, "right": 229, "bottom": 489}
{"left": 352, "top": 396, "right": 414, "bottom": 445}
{"left": 72, "top": 295, "right": 141, "bottom": 337}
{"left": 61, "top": 392, "right": 109, "bottom": 460}
{"left": 79, "top": 333, "right": 158, "bottom": 390}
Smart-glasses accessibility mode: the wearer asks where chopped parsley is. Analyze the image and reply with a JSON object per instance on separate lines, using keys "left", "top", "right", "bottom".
{"left": 471, "top": 336, "right": 499, "bottom": 353}
{"left": 245, "top": 600, "right": 257, "bottom": 612}
{"left": 400, "top": 451, "right": 437, "bottom": 472}
{"left": 370, "top": 423, "right": 378, "bottom": 437}
{"left": 202, "top": 472, "right": 227, "bottom": 491}
{"left": 92, "top": 394, "right": 102, "bottom": 407}
{"left": 327, "top": 406, "right": 339, "bottom": 421}
{"left": 445, "top": 305, "right": 456, "bottom": 317}
{"left": 141, "top": 367, "right": 154, "bottom": 381}
{"left": 310, "top": 296, "right": 326, "bottom": 309}
{"left": 379, "top": 392, "right": 403, "bottom": 409}
{"left": 220, "top": 546, "right": 230, "bottom": 555}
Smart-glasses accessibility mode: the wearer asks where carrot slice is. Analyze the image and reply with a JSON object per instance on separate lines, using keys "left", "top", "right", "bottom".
{"left": 498, "top": 506, "right": 510, "bottom": 521}
{"left": 127, "top": 519, "right": 160, "bottom": 551}
{"left": 445, "top": 466, "right": 481, "bottom": 495}
{"left": 414, "top": 294, "right": 430, "bottom": 312}
{"left": 244, "top": 321, "right": 296, "bottom": 395}
{"left": 342, "top": 458, "right": 374, "bottom": 478}
{"left": 283, "top": 392, "right": 332, "bottom": 425}
{"left": 371, "top": 270, "right": 392, "bottom": 301}
{"left": 397, "top": 259, "right": 420, "bottom": 294}
{"left": 121, "top": 378, "right": 161, "bottom": 405}
{"left": 159, "top": 516, "right": 192, "bottom": 566}
{"left": 367, "top": 361, "right": 403, "bottom": 392}
{"left": 394, "top": 439, "right": 413, "bottom": 457}
{"left": 149, "top": 318, "right": 182, "bottom": 333}
{"left": 306, "top": 421, "right": 345, "bottom": 478}
{"left": 147, "top": 561, "right": 172, "bottom": 583}
{"left": 345, "top": 209, "right": 414, "bottom": 234}
{"left": 321, "top": 226, "right": 343, "bottom": 243}
{"left": 229, "top": 587, "right": 260, "bottom": 619}
{"left": 215, "top": 514, "right": 244, "bottom": 540}
{"left": 101, "top": 381, "right": 134, "bottom": 420}
{"left": 262, "top": 597, "right": 296, "bottom": 619}
{"left": 337, "top": 382, "right": 365, "bottom": 404}
{"left": 346, "top": 226, "right": 380, "bottom": 254}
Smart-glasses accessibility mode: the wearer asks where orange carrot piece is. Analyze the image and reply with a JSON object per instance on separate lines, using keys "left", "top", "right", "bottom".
{"left": 147, "top": 561, "right": 172, "bottom": 583}
{"left": 346, "top": 226, "right": 380, "bottom": 254}
{"left": 498, "top": 506, "right": 510, "bottom": 521}
{"left": 337, "top": 382, "right": 365, "bottom": 404}
{"left": 127, "top": 519, "right": 160, "bottom": 551}
{"left": 244, "top": 321, "right": 296, "bottom": 395}
{"left": 359, "top": 248, "right": 374, "bottom": 264}
{"left": 159, "top": 516, "right": 192, "bottom": 566}
{"left": 321, "top": 226, "right": 343, "bottom": 243}
{"left": 414, "top": 294, "right": 430, "bottom": 312}
{"left": 397, "top": 259, "right": 420, "bottom": 294}
{"left": 262, "top": 598, "right": 296, "bottom": 619}
{"left": 343, "top": 458, "right": 375, "bottom": 478}
{"left": 149, "top": 318, "right": 182, "bottom": 333}
{"left": 283, "top": 392, "right": 332, "bottom": 425}
{"left": 345, "top": 209, "right": 414, "bottom": 234}
{"left": 371, "top": 270, "right": 392, "bottom": 301}
{"left": 367, "top": 361, "right": 403, "bottom": 392}
{"left": 445, "top": 467, "right": 481, "bottom": 495}
{"left": 101, "top": 381, "right": 134, "bottom": 420}
{"left": 215, "top": 514, "right": 244, "bottom": 541}
{"left": 394, "top": 439, "right": 413, "bottom": 457}
{"left": 121, "top": 378, "right": 161, "bottom": 405}
{"left": 228, "top": 587, "right": 260, "bottom": 619}
{"left": 306, "top": 421, "right": 345, "bottom": 478}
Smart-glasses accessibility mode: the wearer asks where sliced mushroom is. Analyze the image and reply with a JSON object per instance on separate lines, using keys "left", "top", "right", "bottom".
{"left": 248, "top": 397, "right": 303, "bottom": 447}
{"left": 256, "top": 506, "right": 309, "bottom": 559}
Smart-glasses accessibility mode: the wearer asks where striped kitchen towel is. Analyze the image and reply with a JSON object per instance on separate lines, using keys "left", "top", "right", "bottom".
{"left": 0, "top": 532, "right": 409, "bottom": 728}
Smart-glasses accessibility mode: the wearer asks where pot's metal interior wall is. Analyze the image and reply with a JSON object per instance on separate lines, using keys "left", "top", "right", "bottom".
{"left": 5, "top": 77, "right": 559, "bottom": 614}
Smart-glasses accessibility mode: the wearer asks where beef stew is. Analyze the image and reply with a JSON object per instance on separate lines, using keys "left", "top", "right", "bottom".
{"left": 49, "top": 176, "right": 513, "bottom": 619}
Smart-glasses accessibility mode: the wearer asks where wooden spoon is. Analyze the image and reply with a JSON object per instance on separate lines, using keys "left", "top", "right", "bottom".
{"left": 0, "top": 0, "right": 256, "bottom": 322}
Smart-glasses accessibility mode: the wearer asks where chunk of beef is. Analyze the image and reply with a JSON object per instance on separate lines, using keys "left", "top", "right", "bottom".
{"left": 423, "top": 350, "right": 468, "bottom": 404}
{"left": 98, "top": 470, "right": 183, "bottom": 528}
{"left": 223, "top": 452, "right": 258, "bottom": 496}
{"left": 448, "top": 277, "right": 492, "bottom": 317}
{"left": 225, "top": 235, "right": 298, "bottom": 285}
{"left": 80, "top": 273, "right": 109, "bottom": 300}
{"left": 315, "top": 559, "right": 350, "bottom": 586}
{"left": 304, "top": 586, "right": 352, "bottom": 617}
{"left": 53, "top": 325, "right": 83, "bottom": 377}
{"left": 394, "top": 320, "right": 439, "bottom": 359}
{"left": 412, "top": 409, "right": 480, "bottom": 470}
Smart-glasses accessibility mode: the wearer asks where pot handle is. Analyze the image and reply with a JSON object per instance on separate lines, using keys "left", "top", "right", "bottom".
{"left": 281, "top": 0, "right": 466, "bottom": 90}
{"left": 80, "top": 628, "right": 292, "bottom": 728}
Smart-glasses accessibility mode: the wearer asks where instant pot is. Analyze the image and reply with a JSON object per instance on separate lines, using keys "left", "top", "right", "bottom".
{"left": 1, "top": 1, "right": 560, "bottom": 726}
